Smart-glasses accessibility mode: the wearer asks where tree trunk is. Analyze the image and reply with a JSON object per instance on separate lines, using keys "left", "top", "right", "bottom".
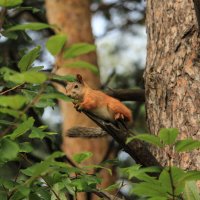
{"left": 144, "top": 0, "right": 200, "bottom": 170}
{"left": 45, "top": 0, "right": 115, "bottom": 199}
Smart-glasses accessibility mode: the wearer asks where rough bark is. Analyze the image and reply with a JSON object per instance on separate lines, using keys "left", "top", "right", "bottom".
{"left": 145, "top": 0, "right": 200, "bottom": 170}
{"left": 45, "top": 0, "right": 115, "bottom": 199}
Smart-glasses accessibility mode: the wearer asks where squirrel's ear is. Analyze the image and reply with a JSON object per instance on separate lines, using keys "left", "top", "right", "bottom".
{"left": 76, "top": 74, "right": 84, "bottom": 84}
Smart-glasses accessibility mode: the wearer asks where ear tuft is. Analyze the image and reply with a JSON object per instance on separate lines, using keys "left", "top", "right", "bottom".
{"left": 76, "top": 74, "right": 83, "bottom": 84}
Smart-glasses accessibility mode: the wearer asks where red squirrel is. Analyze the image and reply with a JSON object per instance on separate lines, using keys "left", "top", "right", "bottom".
{"left": 65, "top": 74, "right": 132, "bottom": 122}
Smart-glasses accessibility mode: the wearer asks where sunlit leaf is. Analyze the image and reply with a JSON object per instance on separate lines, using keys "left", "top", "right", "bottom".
{"left": 64, "top": 43, "right": 96, "bottom": 58}
{"left": 73, "top": 152, "right": 93, "bottom": 164}
{"left": 179, "top": 171, "right": 200, "bottom": 183}
{"left": 18, "top": 46, "right": 41, "bottom": 72}
{"left": 183, "top": 181, "right": 200, "bottom": 200}
{"left": 6, "top": 22, "right": 51, "bottom": 32}
{"left": 8, "top": 71, "right": 47, "bottom": 84}
{"left": 0, "top": 95, "right": 27, "bottom": 109}
{"left": 50, "top": 74, "right": 76, "bottom": 82}
{"left": 0, "top": 0, "right": 23, "bottom": 7}
{"left": 46, "top": 34, "right": 67, "bottom": 55}
{"left": 65, "top": 61, "right": 98, "bottom": 74}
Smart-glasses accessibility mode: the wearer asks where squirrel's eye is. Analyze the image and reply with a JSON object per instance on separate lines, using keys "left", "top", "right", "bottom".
{"left": 74, "top": 85, "right": 78, "bottom": 89}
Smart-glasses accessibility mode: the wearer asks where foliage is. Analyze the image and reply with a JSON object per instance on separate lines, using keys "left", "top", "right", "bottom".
{"left": 125, "top": 128, "right": 200, "bottom": 199}
{"left": 0, "top": 1, "right": 199, "bottom": 200}
{"left": 0, "top": 1, "right": 102, "bottom": 199}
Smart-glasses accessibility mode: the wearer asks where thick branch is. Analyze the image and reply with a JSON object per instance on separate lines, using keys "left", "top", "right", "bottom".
{"left": 106, "top": 88, "right": 145, "bottom": 102}
{"left": 82, "top": 111, "right": 161, "bottom": 167}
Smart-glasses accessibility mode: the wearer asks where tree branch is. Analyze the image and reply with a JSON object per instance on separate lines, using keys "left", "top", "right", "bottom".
{"left": 82, "top": 111, "right": 161, "bottom": 167}
{"left": 106, "top": 88, "right": 145, "bottom": 102}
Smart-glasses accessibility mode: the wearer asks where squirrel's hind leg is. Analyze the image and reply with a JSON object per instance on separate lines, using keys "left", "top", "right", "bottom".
{"left": 114, "top": 113, "right": 125, "bottom": 121}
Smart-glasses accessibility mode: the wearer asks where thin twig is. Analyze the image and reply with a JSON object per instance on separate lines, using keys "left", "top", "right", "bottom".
{"left": 0, "top": 83, "right": 47, "bottom": 137}
{"left": 0, "top": 83, "right": 25, "bottom": 95}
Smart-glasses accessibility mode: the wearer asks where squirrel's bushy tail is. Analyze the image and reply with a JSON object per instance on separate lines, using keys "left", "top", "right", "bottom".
{"left": 66, "top": 126, "right": 107, "bottom": 138}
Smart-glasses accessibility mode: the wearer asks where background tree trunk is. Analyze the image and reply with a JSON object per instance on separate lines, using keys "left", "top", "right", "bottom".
{"left": 144, "top": 0, "right": 200, "bottom": 170}
{"left": 45, "top": 0, "right": 115, "bottom": 199}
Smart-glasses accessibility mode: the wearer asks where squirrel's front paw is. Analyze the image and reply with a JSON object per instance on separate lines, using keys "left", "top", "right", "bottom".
{"left": 74, "top": 103, "right": 82, "bottom": 112}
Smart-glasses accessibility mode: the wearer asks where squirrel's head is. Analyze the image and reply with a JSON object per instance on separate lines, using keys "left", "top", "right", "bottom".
{"left": 65, "top": 74, "right": 86, "bottom": 100}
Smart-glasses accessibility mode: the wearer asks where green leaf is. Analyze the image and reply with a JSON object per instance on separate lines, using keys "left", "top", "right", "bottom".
{"left": 0, "top": 138, "right": 20, "bottom": 163}
{"left": 84, "top": 164, "right": 112, "bottom": 175}
{"left": 18, "top": 46, "right": 41, "bottom": 72}
{"left": 126, "top": 134, "right": 162, "bottom": 147}
{"left": 21, "top": 152, "right": 64, "bottom": 179}
{"left": 64, "top": 43, "right": 96, "bottom": 58}
{"left": 159, "top": 168, "right": 175, "bottom": 195}
{"left": 10, "top": 186, "right": 30, "bottom": 200}
{"left": 159, "top": 166, "right": 185, "bottom": 195}
{"left": 1, "top": 179, "right": 16, "bottom": 189}
{"left": 29, "top": 127, "right": 57, "bottom": 140}
{"left": 19, "top": 142, "right": 33, "bottom": 153}
{"left": 0, "top": 95, "right": 27, "bottom": 109}
{"left": 40, "top": 92, "right": 71, "bottom": 102}
{"left": 7, "top": 71, "right": 47, "bottom": 84}
{"left": 0, "top": 0, "right": 23, "bottom": 7}
{"left": 6, "top": 22, "right": 51, "bottom": 32}
{"left": 120, "top": 165, "right": 160, "bottom": 184}
{"left": 62, "top": 178, "right": 76, "bottom": 196}
{"left": 72, "top": 175, "right": 101, "bottom": 192}
{"left": 72, "top": 152, "right": 93, "bottom": 164}
{"left": 131, "top": 182, "right": 167, "bottom": 198}
{"left": 148, "top": 197, "right": 168, "bottom": 200}
{"left": 34, "top": 187, "right": 51, "bottom": 200}
{"left": 179, "top": 171, "right": 200, "bottom": 183}
{"left": 46, "top": 34, "right": 67, "bottom": 55}
{"left": 0, "top": 119, "right": 16, "bottom": 125}
{"left": 0, "top": 108, "right": 27, "bottom": 119}
{"left": 51, "top": 74, "right": 76, "bottom": 82}
{"left": 105, "top": 183, "right": 121, "bottom": 191}
{"left": 65, "top": 61, "right": 98, "bottom": 74}
{"left": 175, "top": 139, "right": 200, "bottom": 152}
{"left": 9, "top": 117, "right": 35, "bottom": 140}
{"left": 158, "top": 128, "right": 179, "bottom": 145}
{"left": 183, "top": 181, "right": 200, "bottom": 200}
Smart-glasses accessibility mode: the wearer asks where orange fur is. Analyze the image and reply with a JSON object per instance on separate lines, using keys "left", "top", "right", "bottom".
{"left": 65, "top": 74, "right": 132, "bottom": 122}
